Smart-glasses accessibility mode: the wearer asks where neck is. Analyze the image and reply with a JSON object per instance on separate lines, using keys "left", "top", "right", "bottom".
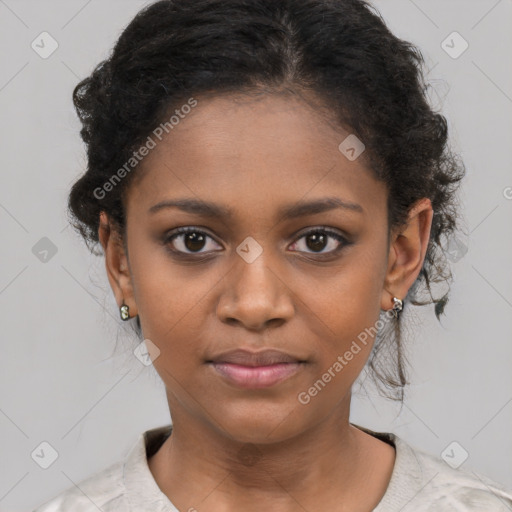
{"left": 148, "top": 394, "right": 395, "bottom": 512}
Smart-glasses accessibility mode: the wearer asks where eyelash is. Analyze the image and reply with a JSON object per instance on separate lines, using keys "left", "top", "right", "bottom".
{"left": 163, "top": 226, "right": 350, "bottom": 260}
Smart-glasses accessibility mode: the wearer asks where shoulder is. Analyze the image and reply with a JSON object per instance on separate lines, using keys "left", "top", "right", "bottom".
{"left": 32, "top": 426, "right": 174, "bottom": 512}
{"left": 353, "top": 424, "right": 512, "bottom": 512}
{"left": 32, "top": 459, "right": 127, "bottom": 511}
{"left": 380, "top": 432, "right": 512, "bottom": 511}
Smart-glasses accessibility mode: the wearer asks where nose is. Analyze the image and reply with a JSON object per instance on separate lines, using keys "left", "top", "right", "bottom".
{"left": 216, "top": 251, "right": 295, "bottom": 331}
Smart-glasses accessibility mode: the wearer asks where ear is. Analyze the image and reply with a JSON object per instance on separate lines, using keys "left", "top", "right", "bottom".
{"left": 98, "top": 211, "right": 138, "bottom": 318}
{"left": 380, "top": 198, "right": 433, "bottom": 310}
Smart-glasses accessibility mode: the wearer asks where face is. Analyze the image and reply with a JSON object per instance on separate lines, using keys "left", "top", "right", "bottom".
{"left": 101, "top": 92, "right": 430, "bottom": 444}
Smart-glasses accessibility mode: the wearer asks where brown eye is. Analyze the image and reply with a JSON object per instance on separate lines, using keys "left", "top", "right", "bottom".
{"left": 289, "top": 228, "right": 348, "bottom": 256}
{"left": 305, "top": 232, "right": 328, "bottom": 252}
{"left": 165, "top": 227, "right": 222, "bottom": 254}
{"left": 183, "top": 232, "right": 206, "bottom": 252}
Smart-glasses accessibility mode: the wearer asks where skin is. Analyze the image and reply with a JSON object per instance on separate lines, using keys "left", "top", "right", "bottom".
{"left": 99, "top": 91, "right": 433, "bottom": 511}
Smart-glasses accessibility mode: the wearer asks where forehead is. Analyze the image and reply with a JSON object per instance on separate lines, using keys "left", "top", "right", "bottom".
{"left": 125, "top": 93, "right": 386, "bottom": 222}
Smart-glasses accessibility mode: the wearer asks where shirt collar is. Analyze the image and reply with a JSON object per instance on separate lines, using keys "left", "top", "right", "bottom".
{"left": 123, "top": 424, "right": 178, "bottom": 511}
{"left": 122, "top": 423, "right": 417, "bottom": 511}
{"left": 352, "top": 424, "right": 431, "bottom": 512}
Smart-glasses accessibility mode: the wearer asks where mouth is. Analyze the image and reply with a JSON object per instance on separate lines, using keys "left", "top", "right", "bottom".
{"left": 206, "top": 349, "right": 306, "bottom": 389}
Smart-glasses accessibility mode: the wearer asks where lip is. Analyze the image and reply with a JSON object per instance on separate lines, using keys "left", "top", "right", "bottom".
{"left": 210, "top": 362, "right": 303, "bottom": 389}
{"left": 207, "top": 349, "right": 306, "bottom": 389}
{"left": 209, "top": 348, "right": 303, "bottom": 366}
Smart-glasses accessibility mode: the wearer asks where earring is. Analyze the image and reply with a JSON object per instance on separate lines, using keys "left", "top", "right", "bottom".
{"left": 120, "top": 303, "right": 130, "bottom": 321}
{"left": 391, "top": 297, "right": 403, "bottom": 318}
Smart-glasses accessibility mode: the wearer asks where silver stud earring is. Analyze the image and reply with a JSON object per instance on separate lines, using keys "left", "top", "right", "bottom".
{"left": 391, "top": 297, "right": 403, "bottom": 318}
{"left": 120, "top": 303, "right": 130, "bottom": 321}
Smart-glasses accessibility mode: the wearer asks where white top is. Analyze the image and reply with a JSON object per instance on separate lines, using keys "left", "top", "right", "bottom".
{"left": 33, "top": 424, "right": 512, "bottom": 511}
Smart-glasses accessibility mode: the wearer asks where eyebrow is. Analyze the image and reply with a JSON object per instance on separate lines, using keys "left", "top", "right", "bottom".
{"left": 147, "top": 196, "right": 364, "bottom": 220}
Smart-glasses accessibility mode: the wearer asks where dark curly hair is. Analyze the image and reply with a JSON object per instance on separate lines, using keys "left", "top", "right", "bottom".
{"left": 68, "top": 0, "right": 465, "bottom": 401}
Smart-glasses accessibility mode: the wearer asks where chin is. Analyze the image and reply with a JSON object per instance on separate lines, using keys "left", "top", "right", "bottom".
{"left": 212, "top": 403, "right": 310, "bottom": 445}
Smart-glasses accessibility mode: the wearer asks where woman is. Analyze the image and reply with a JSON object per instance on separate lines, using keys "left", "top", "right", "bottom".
{"left": 34, "top": 0, "right": 512, "bottom": 510}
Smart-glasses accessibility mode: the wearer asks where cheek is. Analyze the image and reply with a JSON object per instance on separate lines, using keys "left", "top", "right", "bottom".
{"left": 128, "top": 221, "right": 388, "bottom": 400}
{"left": 127, "top": 242, "right": 217, "bottom": 362}
{"left": 293, "top": 248, "right": 386, "bottom": 340}
{"left": 295, "top": 248, "right": 387, "bottom": 383}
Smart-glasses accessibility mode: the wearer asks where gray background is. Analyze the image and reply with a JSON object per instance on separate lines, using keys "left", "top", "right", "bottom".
{"left": 0, "top": 0, "right": 511, "bottom": 510}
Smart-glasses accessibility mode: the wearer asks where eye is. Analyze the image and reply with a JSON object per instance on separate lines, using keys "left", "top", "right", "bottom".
{"left": 288, "top": 227, "right": 348, "bottom": 256}
{"left": 163, "top": 226, "right": 350, "bottom": 258}
{"left": 165, "top": 227, "right": 222, "bottom": 254}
